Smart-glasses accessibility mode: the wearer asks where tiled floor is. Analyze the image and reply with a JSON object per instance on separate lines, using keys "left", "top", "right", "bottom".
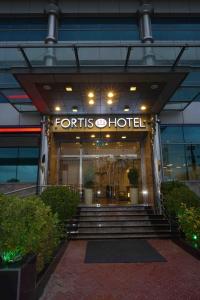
{"left": 41, "top": 240, "right": 200, "bottom": 300}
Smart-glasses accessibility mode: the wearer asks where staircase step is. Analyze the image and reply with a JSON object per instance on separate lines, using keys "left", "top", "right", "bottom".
{"left": 79, "top": 205, "right": 153, "bottom": 212}
{"left": 76, "top": 215, "right": 166, "bottom": 222}
{"left": 68, "top": 204, "right": 175, "bottom": 240}
{"left": 79, "top": 212, "right": 155, "bottom": 217}
{"left": 70, "top": 233, "right": 173, "bottom": 240}
{"left": 76, "top": 220, "right": 169, "bottom": 227}
{"left": 73, "top": 227, "right": 171, "bottom": 234}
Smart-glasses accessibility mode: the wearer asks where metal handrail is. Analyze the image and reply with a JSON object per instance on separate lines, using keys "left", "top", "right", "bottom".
{"left": 4, "top": 184, "right": 79, "bottom": 196}
{"left": 4, "top": 185, "right": 37, "bottom": 195}
{"left": 160, "top": 193, "right": 173, "bottom": 233}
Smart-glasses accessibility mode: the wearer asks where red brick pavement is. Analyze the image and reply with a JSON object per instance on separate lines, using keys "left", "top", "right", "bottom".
{"left": 40, "top": 239, "right": 200, "bottom": 300}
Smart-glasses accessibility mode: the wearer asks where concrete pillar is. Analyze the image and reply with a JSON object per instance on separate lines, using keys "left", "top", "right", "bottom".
{"left": 44, "top": 0, "right": 60, "bottom": 66}
{"left": 139, "top": 3, "right": 155, "bottom": 65}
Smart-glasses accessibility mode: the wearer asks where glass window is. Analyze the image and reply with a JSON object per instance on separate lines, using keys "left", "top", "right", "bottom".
{"left": 0, "top": 18, "right": 47, "bottom": 41}
{"left": 183, "top": 126, "right": 200, "bottom": 143}
{"left": 170, "top": 87, "right": 200, "bottom": 102}
{"left": 186, "top": 144, "right": 200, "bottom": 180}
{"left": 152, "top": 18, "right": 200, "bottom": 41}
{"left": 163, "top": 103, "right": 189, "bottom": 111}
{"left": 162, "top": 144, "right": 187, "bottom": 181}
{"left": 0, "top": 147, "right": 39, "bottom": 183}
{"left": 59, "top": 18, "right": 139, "bottom": 41}
{"left": 0, "top": 166, "right": 17, "bottom": 182}
{"left": 160, "top": 126, "right": 184, "bottom": 143}
{"left": 181, "top": 72, "right": 200, "bottom": 86}
{"left": 17, "top": 165, "right": 38, "bottom": 182}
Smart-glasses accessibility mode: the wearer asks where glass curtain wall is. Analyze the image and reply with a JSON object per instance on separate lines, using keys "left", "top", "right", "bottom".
{"left": 160, "top": 125, "right": 200, "bottom": 181}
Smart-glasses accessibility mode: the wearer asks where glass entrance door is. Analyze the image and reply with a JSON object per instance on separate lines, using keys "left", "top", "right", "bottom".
{"left": 83, "top": 154, "right": 140, "bottom": 203}
{"left": 59, "top": 142, "right": 142, "bottom": 204}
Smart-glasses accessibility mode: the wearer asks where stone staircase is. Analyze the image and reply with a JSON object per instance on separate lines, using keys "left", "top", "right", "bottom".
{"left": 68, "top": 205, "right": 175, "bottom": 240}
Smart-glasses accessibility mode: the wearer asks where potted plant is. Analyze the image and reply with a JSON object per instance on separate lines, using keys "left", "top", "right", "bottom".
{"left": 128, "top": 167, "right": 139, "bottom": 204}
{"left": 84, "top": 180, "right": 94, "bottom": 205}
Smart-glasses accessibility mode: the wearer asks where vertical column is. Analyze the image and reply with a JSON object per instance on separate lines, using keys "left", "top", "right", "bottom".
{"left": 45, "top": 0, "right": 60, "bottom": 66}
{"left": 140, "top": 140, "right": 148, "bottom": 204}
{"left": 39, "top": 116, "right": 49, "bottom": 192}
{"left": 139, "top": 3, "right": 155, "bottom": 65}
{"left": 151, "top": 115, "right": 163, "bottom": 213}
{"left": 79, "top": 147, "right": 83, "bottom": 197}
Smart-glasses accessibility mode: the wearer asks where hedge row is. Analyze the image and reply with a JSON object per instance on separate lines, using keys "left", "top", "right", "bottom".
{"left": 161, "top": 181, "right": 200, "bottom": 248}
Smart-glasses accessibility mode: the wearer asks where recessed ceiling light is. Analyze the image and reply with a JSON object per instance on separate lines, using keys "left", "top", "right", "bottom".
{"left": 91, "top": 134, "right": 95, "bottom": 138}
{"left": 124, "top": 105, "right": 130, "bottom": 112}
{"left": 105, "top": 134, "right": 110, "bottom": 138}
{"left": 43, "top": 85, "right": 52, "bottom": 91}
{"left": 72, "top": 106, "right": 78, "bottom": 112}
{"left": 108, "top": 91, "right": 114, "bottom": 98}
{"left": 151, "top": 84, "right": 159, "bottom": 90}
{"left": 76, "top": 136, "right": 80, "bottom": 140}
{"left": 89, "top": 99, "right": 95, "bottom": 105}
{"left": 88, "top": 92, "right": 94, "bottom": 98}
{"left": 65, "top": 86, "right": 73, "bottom": 92}
{"left": 130, "top": 86, "right": 137, "bottom": 92}
{"left": 107, "top": 99, "right": 113, "bottom": 105}
{"left": 55, "top": 106, "right": 61, "bottom": 112}
{"left": 121, "top": 136, "right": 127, "bottom": 139}
{"left": 140, "top": 105, "right": 147, "bottom": 111}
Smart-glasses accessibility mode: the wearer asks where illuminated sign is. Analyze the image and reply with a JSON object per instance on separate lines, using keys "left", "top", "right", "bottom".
{"left": 54, "top": 117, "right": 146, "bottom": 129}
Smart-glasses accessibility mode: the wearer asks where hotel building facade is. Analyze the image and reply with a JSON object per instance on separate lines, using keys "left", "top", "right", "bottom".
{"left": 0, "top": 0, "right": 200, "bottom": 210}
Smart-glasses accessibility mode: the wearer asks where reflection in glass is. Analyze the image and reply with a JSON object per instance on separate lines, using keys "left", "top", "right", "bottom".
{"left": 186, "top": 144, "right": 200, "bottom": 180}
{"left": 162, "top": 144, "right": 187, "bottom": 181}
{"left": 161, "top": 125, "right": 200, "bottom": 181}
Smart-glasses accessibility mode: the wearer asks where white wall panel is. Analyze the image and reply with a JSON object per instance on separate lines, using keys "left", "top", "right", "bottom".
{"left": 0, "top": 103, "right": 41, "bottom": 126}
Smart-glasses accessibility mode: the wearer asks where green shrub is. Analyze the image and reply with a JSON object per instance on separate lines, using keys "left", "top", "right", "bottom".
{"left": 161, "top": 181, "right": 186, "bottom": 197}
{"left": 40, "top": 186, "right": 80, "bottom": 225}
{"left": 161, "top": 182, "right": 200, "bottom": 216}
{"left": 178, "top": 205, "right": 200, "bottom": 249}
{"left": 0, "top": 195, "right": 60, "bottom": 272}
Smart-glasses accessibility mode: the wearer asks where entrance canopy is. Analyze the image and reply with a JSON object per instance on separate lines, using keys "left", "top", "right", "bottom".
{"left": 15, "top": 73, "right": 185, "bottom": 115}
{"left": 1, "top": 42, "right": 200, "bottom": 113}
{"left": 0, "top": 42, "right": 200, "bottom": 70}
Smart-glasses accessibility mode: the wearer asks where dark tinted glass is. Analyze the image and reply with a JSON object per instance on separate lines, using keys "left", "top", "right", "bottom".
{"left": 160, "top": 126, "right": 184, "bottom": 143}
{"left": 152, "top": 18, "right": 200, "bottom": 41}
{"left": 59, "top": 18, "right": 139, "bottom": 41}
{"left": 183, "top": 126, "right": 200, "bottom": 143}
{"left": 0, "top": 18, "right": 47, "bottom": 41}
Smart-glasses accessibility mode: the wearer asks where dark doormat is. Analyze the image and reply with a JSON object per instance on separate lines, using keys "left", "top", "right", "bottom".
{"left": 85, "top": 239, "right": 166, "bottom": 263}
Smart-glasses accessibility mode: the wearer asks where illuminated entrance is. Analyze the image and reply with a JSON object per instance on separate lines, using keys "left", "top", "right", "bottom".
{"left": 49, "top": 116, "right": 155, "bottom": 205}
